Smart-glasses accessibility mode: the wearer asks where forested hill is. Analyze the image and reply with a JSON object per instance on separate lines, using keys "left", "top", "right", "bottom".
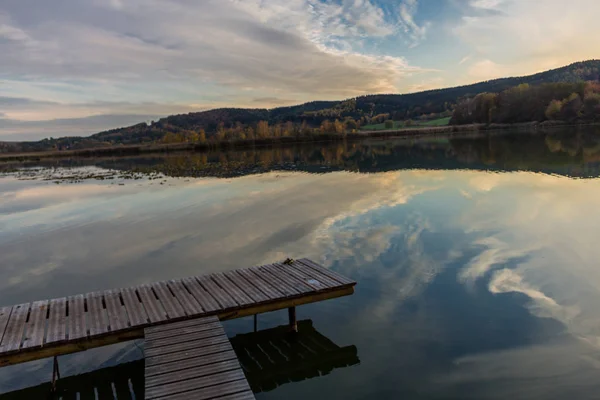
{"left": 4, "top": 60, "right": 600, "bottom": 152}
{"left": 93, "top": 60, "right": 600, "bottom": 139}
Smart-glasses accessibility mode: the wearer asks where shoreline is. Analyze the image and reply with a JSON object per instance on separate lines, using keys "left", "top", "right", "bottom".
{"left": 1, "top": 121, "right": 598, "bottom": 162}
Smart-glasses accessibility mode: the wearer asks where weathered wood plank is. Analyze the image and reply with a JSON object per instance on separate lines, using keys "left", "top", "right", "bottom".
{"left": 259, "top": 264, "right": 313, "bottom": 294}
{"left": 146, "top": 359, "right": 242, "bottom": 388}
{"left": 297, "top": 258, "right": 355, "bottom": 285}
{"left": 0, "top": 303, "right": 30, "bottom": 353}
{"left": 85, "top": 293, "right": 109, "bottom": 338}
{"left": 195, "top": 275, "right": 238, "bottom": 309}
{"left": 223, "top": 270, "right": 271, "bottom": 303}
{"left": 212, "top": 272, "right": 254, "bottom": 306}
{"left": 145, "top": 321, "right": 223, "bottom": 342}
{"left": 273, "top": 262, "right": 331, "bottom": 291}
{"left": 104, "top": 289, "right": 129, "bottom": 332}
{"left": 291, "top": 260, "right": 345, "bottom": 288}
{"left": 137, "top": 285, "right": 168, "bottom": 323}
{"left": 145, "top": 349, "right": 238, "bottom": 377}
{"left": 45, "top": 298, "right": 67, "bottom": 345}
{"left": 210, "top": 392, "right": 255, "bottom": 400}
{"left": 120, "top": 287, "right": 149, "bottom": 327}
{"left": 145, "top": 368, "right": 246, "bottom": 400}
{"left": 22, "top": 300, "right": 49, "bottom": 349}
{"left": 236, "top": 268, "right": 284, "bottom": 299}
{"left": 157, "top": 379, "right": 252, "bottom": 400}
{"left": 167, "top": 280, "right": 205, "bottom": 316}
{"left": 250, "top": 265, "right": 298, "bottom": 297}
{"left": 151, "top": 282, "right": 186, "bottom": 319}
{"left": 181, "top": 277, "right": 220, "bottom": 313}
{"left": 146, "top": 326, "right": 225, "bottom": 349}
{"left": 145, "top": 342, "right": 234, "bottom": 371}
{"left": 0, "top": 307, "right": 13, "bottom": 347}
{"left": 145, "top": 334, "right": 230, "bottom": 358}
{"left": 145, "top": 315, "right": 219, "bottom": 336}
{"left": 286, "top": 261, "right": 339, "bottom": 289}
{"left": 67, "top": 294, "right": 86, "bottom": 341}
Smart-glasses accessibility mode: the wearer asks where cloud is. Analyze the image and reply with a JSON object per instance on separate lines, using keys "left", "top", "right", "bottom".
{"left": 0, "top": 114, "right": 161, "bottom": 141}
{"left": 455, "top": 0, "right": 600, "bottom": 79}
{"left": 398, "top": 0, "right": 430, "bottom": 47}
{"left": 0, "top": 0, "right": 432, "bottom": 127}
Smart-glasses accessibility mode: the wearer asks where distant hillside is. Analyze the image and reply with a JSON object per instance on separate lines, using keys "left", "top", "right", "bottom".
{"left": 5, "top": 60, "right": 600, "bottom": 152}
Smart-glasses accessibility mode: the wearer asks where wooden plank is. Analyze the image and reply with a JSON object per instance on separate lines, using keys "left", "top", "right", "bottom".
{"left": 145, "top": 368, "right": 246, "bottom": 400}
{"left": 212, "top": 392, "right": 255, "bottom": 400}
{"left": 104, "top": 289, "right": 130, "bottom": 332}
{"left": 67, "top": 294, "right": 87, "bottom": 341}
{"left": 45, "top": 298, "right": 67, "bottom": 345}
{"left": 273, "top": 263, "right": 332, "bottom": 291}
{"left": 158, "top": 379, "right": 252, "bottom": 400}
{"left": 0, "top": 303, "right": 30, "bottom": 353}
{"left": 146, "top": 326, "right": 225, "bottom": 349}
{"left": 236, "top": 268, "right": 284, "bottom": 299}
{"left": 145, "top": 315, "right": 218, "bottom": 336}
{"left": 223, "top": 270, "right": 271, "bottom": 303}
{"left": 259, "top": 264, "right": 313, "bottom": 294}
{"left": 212, "top": 272, "right": 254, "bottom": 306}
{"left": 167, "top": 280, "right": 205, "bottom": 316}
{"left": 120, "top": 287, "right": 149, "bottom": 327}
{"left": 181, "top": 277, "right": 220, "bottom": 313}
{"left": 145, "top": 321, "right": 223, "bottom": 342}
{"left": 146, "top": 315, "right": 218, "bottom": 334}
{"left": 145, "top": 349, "right": 238, "bottom": 377}
{"left": 250, "top": 265, "right": 298, "bottom": 297}
{"left": 137, "top": 285, "right": 168, "bottom": 323}
{"left": 219, "top": 286, "right": 353, "bottom": 322}
{"left": 151, "top": 282, "right": 186, "bottom": 319}
{"left": 145, "top": 334, "right": 230, "bottom": 358}
{"left": 286, "top": 261, "right": 340, "bottom": 289}
{"left": 85, "top": 293, "right": 109, "bottom": 338}
{"left": 22, "top": 300, "right": 49, "bottom": 349}
{"left": 146, "top": 359, "right": 242, "bottom": 388}
{"left": 195, "top": 275, "right": 238, "bottom": 309}
{"left": 297, "top": 258, "right": 355, "bottom": 285}
{"left": 0, "top": 307, "right": 13, "bottom": 346}
{"left": 145, "top": 342, "right": 233, "bottom": 368}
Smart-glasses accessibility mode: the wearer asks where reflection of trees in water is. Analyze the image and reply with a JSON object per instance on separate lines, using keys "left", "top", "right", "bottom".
{"left": 5, "top": 130, "right": 600, "bottom": 178}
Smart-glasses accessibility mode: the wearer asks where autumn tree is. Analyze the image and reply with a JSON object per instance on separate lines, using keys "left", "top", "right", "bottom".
{"left": 545, "top": 100, "right": 562, "bottom": 120}
{"left": 256, "top": 121, "right": 269, "bottom": 138}
{"left": 198, "top": 129, "right": 207, "bottom": 143}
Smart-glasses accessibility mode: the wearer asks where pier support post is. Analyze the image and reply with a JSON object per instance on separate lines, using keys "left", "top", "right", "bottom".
{"left": 51, "top": 356, "right": 60, "bottom": 394}
{"left": 253, "top": 314, "right": 258, "bottom": 333}
{"left": 288, "top": 307, "right": 297, "bottom": 333}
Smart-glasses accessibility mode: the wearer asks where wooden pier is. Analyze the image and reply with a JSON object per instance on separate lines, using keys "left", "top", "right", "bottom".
{"left": 0, "top": 258, "right": 356, "bottom": 397}
{"left": 0, "top": 318, "right": 359, "bottom": 399}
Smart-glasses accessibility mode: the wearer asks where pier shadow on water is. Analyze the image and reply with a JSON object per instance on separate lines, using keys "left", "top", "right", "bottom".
{"left": 0, "top": 320, "right": 358, "bottom": 399}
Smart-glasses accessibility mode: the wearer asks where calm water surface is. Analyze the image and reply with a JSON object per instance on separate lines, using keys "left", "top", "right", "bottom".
{"left": 1, "top": 130, "right": 600, "bottom": 399}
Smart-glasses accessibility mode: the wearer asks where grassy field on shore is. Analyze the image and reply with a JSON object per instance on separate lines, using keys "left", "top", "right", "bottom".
{"left": 361, "top": 117, "right": 451, "bottom": 131}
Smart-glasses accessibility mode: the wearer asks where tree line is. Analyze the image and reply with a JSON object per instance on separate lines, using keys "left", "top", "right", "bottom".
{"left": 451, "top": 81, "right": 600, "bottom": 125}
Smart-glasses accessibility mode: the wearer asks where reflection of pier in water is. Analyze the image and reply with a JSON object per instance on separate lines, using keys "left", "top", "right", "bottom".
{"left": 0, "top": 359, "right": 144, "bottom": 399}
{"left": 231, "top": 320, "right": 360, "bottom": 394}
{"left": 0, "top": 320, "right": 358, "bottom": 399}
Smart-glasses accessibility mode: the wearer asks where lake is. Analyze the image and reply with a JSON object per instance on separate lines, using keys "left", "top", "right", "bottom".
{"left": 1, "top": 129, "right": 600, "bottom": 399}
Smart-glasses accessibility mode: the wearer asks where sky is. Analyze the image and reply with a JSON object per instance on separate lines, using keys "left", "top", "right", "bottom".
{"left": 1, "top": 0, "right": 599, "bottom": 140}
